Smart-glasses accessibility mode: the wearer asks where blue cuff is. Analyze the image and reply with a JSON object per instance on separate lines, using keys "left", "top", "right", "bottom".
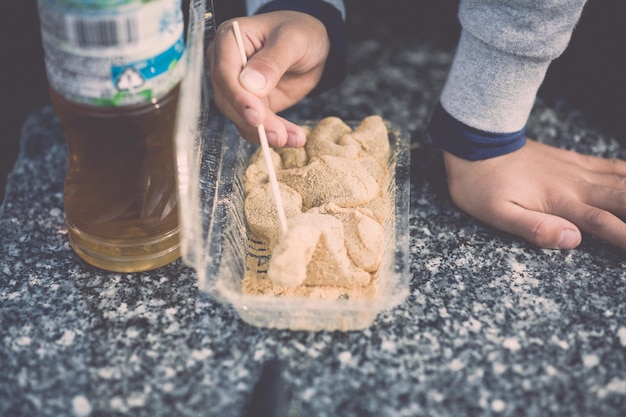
{"left": 256, "top": 0, "right": 347, "bottom": 96}
{"left": 428, "top": 103, "right": 527, "bottom": 160}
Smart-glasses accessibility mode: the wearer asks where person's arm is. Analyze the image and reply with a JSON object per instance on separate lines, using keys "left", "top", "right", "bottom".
{"left": 246, "top": 0, "right": 345, "bottom": 17}
{"left": 430, "top": 0, "right": 626, "bottom": 252}
{"left": 431, "top": 0, "right": 587, "bottom": 160}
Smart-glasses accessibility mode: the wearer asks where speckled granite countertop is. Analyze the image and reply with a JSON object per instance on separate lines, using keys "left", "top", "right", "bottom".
{"left": 2, "top": 34, "right": 626, "bottom": 417}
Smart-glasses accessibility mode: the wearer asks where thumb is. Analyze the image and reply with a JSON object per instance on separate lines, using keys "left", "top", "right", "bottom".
{"left": 491, "top": 203, "right": 582, "bottom": 250}
{"left": 238, "top": 37, "right": 298, "bottom": 96}
{"left": 240, "top": 67, "right": 270, "bottom": 94}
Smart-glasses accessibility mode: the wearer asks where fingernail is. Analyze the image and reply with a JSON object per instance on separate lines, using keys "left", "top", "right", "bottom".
{"left": 241, "top": 69, "right": 267, "bottom": 92}
{"left": 265, "top": 130, "right": 279, "bottom": 146}
{"left": 244, "top": 107, "right": 259, "bottom": 126}
{"left": 286, "top": 131, "right": 304, "bottom": 148}
{"left": 557, "top": 229, "right": 580, "bottom": 249}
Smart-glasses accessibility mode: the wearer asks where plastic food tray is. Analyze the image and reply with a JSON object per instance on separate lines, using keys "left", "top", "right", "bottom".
{"left": 175, "top": 0, "right": 410, "bottom": 331}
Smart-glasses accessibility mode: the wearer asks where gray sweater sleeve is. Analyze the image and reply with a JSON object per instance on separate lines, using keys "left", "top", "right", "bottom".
{"left": 440, "top": 0, "right": 587, "bottom": 133}
{"left": 245, "top": 0, "right": 345, "bottom": 18}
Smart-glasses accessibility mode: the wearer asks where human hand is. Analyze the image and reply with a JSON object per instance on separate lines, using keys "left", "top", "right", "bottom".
{"left": 207, "top": 11, "right": 331, "bottom": 147}
{"left": 443, "top": 139, "right": 626, "bottom": 250}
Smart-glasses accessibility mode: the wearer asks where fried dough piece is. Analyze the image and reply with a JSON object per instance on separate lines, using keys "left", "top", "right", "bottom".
{"left": 343, "top": 115, "right": 390, "bottom": 167}
{"left": 267, "top": 213, "right": 371, "bottom": 289}
{"left": 358, "top": 155, "right": 387, "bottom": 186}
{"left": 305, "top": 117, "right": 358, "bottom": 160}
{"left": 310, "top": 203, "right": 384, "bottom": 272}
{"left": 244, "top": 147, "right": 283, "bottom": 193}
{"left": 360, "top": 196, "right": 390, "bottom": 224}
{"left": 277, "top": 155, "right": 380, "bottom": 210}
{"left": 244, "top": 182, "right": 303, "bottom": 250}
{"left": 275, "top": 146, "right": 309, "bottom": 169}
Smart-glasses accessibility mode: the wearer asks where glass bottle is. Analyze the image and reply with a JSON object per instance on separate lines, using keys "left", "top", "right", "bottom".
{"left": 36, "top": 0, "right": 186, "bottom": 272}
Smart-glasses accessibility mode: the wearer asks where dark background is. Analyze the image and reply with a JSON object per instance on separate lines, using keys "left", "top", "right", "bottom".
{"left": 2, "top": 0, "right": 624, "bottom": 200}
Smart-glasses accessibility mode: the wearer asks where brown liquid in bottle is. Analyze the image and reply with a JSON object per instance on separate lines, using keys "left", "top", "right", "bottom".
{"left": 50, "top": 84, "right": 182, "bottom": 272}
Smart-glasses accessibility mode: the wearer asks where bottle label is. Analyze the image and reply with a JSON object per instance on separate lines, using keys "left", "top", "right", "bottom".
{"left": 37, "top": 0, "right": 186, "bottom": 106}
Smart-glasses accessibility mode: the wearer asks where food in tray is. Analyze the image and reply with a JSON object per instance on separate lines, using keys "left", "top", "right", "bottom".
{"left": 242, "top": 115, "right": 391, "bottom": 299}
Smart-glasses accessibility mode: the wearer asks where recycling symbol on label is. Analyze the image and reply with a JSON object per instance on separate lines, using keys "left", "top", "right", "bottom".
{"left": 115, "top": 67, "right": 145, "bottom": 91}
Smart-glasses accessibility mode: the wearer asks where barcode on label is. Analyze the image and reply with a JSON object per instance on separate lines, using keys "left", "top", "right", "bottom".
{"left": 66, "top": 16, "right": 140, "bottom": 48}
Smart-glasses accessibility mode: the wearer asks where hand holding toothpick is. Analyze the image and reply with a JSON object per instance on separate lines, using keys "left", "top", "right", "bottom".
{"left": 232, "top": 21, "right": 289, "bottom": 237}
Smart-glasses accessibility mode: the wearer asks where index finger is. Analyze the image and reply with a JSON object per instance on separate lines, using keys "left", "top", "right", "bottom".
{"left": 207, "top": 22, "right": 267, "bottom": 126}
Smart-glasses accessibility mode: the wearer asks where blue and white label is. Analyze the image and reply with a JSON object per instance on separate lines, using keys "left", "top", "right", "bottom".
{"left": 112, "top": 37, "right": 185, "bottom": 90}
{"left": 37, "top": 0, "right": 186, "bottom": 106}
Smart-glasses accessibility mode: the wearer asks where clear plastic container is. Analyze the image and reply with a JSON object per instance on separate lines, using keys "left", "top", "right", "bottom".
{"left": 175, "top": 0, "right": 411, "bottom": 331}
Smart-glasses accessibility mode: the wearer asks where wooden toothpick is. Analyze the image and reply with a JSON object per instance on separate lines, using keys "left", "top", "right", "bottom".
{"left": 232, "top": 21, "right": 288, "bottom": 236}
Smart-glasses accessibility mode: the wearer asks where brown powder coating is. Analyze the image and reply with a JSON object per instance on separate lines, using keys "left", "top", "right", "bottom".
{"left": 242, "top": 116, "right": 391, "bottom": 300}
